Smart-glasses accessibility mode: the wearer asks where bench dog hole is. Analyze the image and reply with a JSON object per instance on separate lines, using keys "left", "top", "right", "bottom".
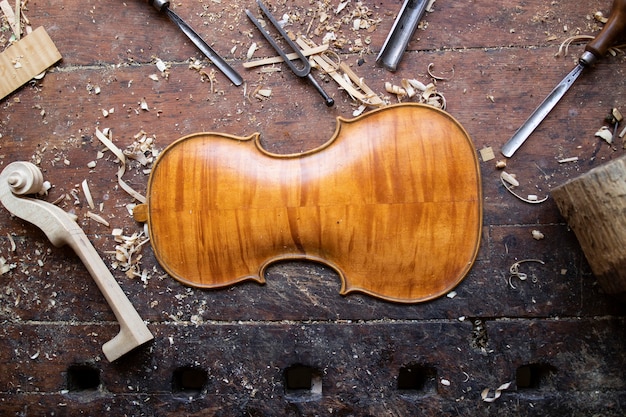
{"left": 285, "top": 364, "right": 323, "bottom": 401}
{"left": 397, "top": 364, "right": 437, "bottom": 393}
{"left": 172, "top": 366, "right": 208, "bottom": 397}
{"left": 516, "top": 363, "right": 558, "bottom": 389}
{"left": 67, "top": 364, "right": 101, "bottom": 392}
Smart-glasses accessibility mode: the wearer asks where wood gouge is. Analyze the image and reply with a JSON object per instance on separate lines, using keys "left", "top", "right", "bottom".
{"left": 146, "top": 0, "right": 243, "bottom": 86}
{"left": 501, "top": 0, "right": 626, "bottom": 158}
{"left": 376, "top": 0, "right": 429, "bottom": 71}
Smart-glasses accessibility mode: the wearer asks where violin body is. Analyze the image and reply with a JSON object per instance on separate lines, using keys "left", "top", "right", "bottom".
{"left": 134, "top": 103, "right": 482, "bottom": 303}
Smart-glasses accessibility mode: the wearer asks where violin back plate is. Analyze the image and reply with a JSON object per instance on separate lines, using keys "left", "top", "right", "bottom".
{"left": 137, "top": 103, "right": 482, "bottom": 303}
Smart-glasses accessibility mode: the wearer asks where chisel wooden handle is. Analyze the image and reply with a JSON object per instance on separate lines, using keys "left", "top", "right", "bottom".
{"left": 585, "top": 0, "right": 626, "bottom": 60}
{"left": 0, "top": 162, "right": 153, "bottom": 361}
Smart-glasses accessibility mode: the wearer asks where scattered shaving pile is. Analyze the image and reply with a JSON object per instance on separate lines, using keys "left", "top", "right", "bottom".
{"left": 308, "top": 0, "right": 382, "bottom": 52}
{"left": 384, "top": 77, "right": 446, "bottom": 109}
{"left": 93, "top": 128, "right": 160, "bottom": 282}
{"left": 110, "top": 228, "right": 150, "bottom": 281}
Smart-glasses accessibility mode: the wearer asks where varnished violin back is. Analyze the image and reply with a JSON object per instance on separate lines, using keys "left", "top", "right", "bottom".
{"left": 134, "top": 103, "right": 482, "bottom": 303}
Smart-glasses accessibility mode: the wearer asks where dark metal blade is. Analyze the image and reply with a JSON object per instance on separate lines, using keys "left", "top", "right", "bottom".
{"left": 166, "top": 8, "right": 243, "bottom": 86}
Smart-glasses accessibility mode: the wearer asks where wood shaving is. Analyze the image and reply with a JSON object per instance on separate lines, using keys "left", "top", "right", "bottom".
{"left": 427, "top": 63, "right": 454, "bottom": 81}
{"left": 243, "top": 43, "right": 328, "bottom": 68}
{"left": 0, "top": 256, "right": 16, "bottom": 275}
{"left": 253, "top": 86, "right": 272, "bottom": 101}
{"left": 481, "top": 382, "right": 512, "bottom": 402}
{"left": 295, "top": 38, "right": 383, "bottom": 107}
{"left": 94, "top": 128, "right": 147, "bottom": 203}
{"left": 500, "top": 171, "right": 549, "bottom": 204}
{"left": 500, "top": 171, "right": 519, "bottom": 187}
{"left": 594, "top": 11, "right": 608, "bottom": 24}
{"left": 381, "top": 77, "right": 447, "bottom": 108}
{"left": 108, "top": 230, "right": 150, "bottom": 280}
{"left": 595, "top": 126, "right": 613, "bottom": 144}
{"left": 508, "top": 259, "right": 544, "bottom": 289}
{"left": 85, "top": 211, "right": 109, "bottom": 227}
{"left": 7, "top": 233, "right": 15, "bottom": 251}
{"left": 531, "top": 230, "right": 545, "bottom": 240}
{"left": 246, "top": 42, "right": 257, "bottom": 60}
{"left": 479, "top": 147, "right": 495, "bottom": 162}
{"left": 155, "top": 58, "right": 169, "bottom": 77}
{"left": 0, "top": 0, "right": 20, "bottom": 39}
{"left": 81, "top": 179, "right": 95, "bottom": 210}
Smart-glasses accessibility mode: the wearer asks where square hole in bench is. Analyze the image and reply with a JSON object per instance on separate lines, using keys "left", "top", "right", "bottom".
{"left": 397, "top": 364, "right": 437, "bottom": 393}
{"left": 285, "top": 364, "right": 322, "bottom": 401}
{"left": 67, "top": 364, "right": 101, "bottom": 392}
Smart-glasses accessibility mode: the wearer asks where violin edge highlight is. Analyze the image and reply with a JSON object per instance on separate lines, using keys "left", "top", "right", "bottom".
{"left": 134, "top": 103, "right": 483, "bottom": 304}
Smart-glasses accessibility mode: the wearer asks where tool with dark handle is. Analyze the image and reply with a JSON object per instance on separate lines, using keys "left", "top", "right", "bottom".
{"left": 246, "top": 0, "right": 334, "bottom": 107}
{"left": 146, "top": 0, "right": 243, "bottom": 86}
{"left": 501, "top": 0, "right": 626, "bottom": 157}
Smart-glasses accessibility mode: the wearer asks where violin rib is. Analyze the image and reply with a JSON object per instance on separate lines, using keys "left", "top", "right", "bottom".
{"left": 135, "top": 103, "right": 482, "bottom": 303}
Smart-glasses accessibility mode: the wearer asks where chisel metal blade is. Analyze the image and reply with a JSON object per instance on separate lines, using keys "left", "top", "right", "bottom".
{"left": 500, "top": 63, "right": 584, "bottom": 158}
{"left": 146, "top": 0, "right": 243, "bottom": 86}
{"left": 165, "top": 8, "right": 243, "bottom": 86}
{"left": 500, "top": 0, "right": 626, "bottom": 157}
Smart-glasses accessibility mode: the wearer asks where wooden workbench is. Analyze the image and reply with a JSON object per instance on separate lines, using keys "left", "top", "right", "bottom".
{"left": 1, "top": 0, "right": 625, "bottom": 415}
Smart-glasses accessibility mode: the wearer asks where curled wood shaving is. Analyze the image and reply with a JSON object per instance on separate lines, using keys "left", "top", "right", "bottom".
{"left": 108, "top": 230, "right": 150, "bottom": 280}
{"left": 481, "top": 382, "right": 512, "bottom": 402}
{"left": 556, "top": 35, "right": 623, "bottom": 58}
{"left": 94, "top": 128, "right": 146, "bottom": 203}
{"left": 500, "top": 171, "right": 548, "bottom": 204}
{"left": 388, "top": 78, "right": 446, "bottom": 109}
{"left": 508, "top": 259, "right": 544, "bottom": 289}
{"left": 427, "top": 63, "right": 454, "bottom": 81}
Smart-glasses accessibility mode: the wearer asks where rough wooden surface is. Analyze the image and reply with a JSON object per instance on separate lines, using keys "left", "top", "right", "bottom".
{"left": 0, "top": 0, "right": 625, "bottom": 415}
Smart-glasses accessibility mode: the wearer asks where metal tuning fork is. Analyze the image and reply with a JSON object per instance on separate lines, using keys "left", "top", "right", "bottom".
{"left": 245, "top": 0, "right": 334, "bottom": 107}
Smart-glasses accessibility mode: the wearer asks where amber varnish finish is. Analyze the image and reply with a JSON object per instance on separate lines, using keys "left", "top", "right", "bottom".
{"left": 135, "top": 103, "right": 482, "bottom": 303}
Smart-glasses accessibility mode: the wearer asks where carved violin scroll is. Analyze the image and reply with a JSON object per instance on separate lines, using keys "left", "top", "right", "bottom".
{"left": 135, "top": 103, "right": 482, "bottom": 303}
{"left": 0, "top": 162, "right": 153, "bottom": 361}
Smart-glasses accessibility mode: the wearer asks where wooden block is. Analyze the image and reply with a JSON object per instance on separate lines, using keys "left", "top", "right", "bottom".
{"left": 0, "top": 26, "right": 62, "bottom": 100}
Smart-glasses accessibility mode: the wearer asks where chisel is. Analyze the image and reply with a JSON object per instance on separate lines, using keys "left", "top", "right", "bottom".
{"left": 146, "top": 0, "right": 243, "bottom": 86}
{"left": 501, "top": 0, "right": 626, "bottom": 157}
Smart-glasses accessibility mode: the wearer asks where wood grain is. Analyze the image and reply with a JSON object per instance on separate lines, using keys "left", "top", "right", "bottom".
{"left": 0, "top": 0, "right": 625, "bottom": 414}
{"left": 552, "top": 155, "right": 626, "bottom": 299}
{"left": 136, "top": 104, "right": 481, "bottom": 302}
{"left": 0, "top": 27, "right": 61, "bottom": 99}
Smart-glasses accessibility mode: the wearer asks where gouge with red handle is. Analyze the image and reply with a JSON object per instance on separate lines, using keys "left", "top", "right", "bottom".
{"left": 501, "top": 0, "right": 626, "bottom": 157}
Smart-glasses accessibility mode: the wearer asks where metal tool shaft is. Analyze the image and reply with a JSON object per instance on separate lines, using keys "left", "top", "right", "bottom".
{"left": 500, "top": 0, "right": 626, "bottom": 157}
{"left": 500, "top": 63, "right": 585, "bottom": 158}
{"left": 376, "top": 0, "right": 429, "bottom": 71}
{"left": 147, "top": 0, "right": 243, "bottom": 86}
{"left": 246, "top": 0, "right": 334, "bottom": 107}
